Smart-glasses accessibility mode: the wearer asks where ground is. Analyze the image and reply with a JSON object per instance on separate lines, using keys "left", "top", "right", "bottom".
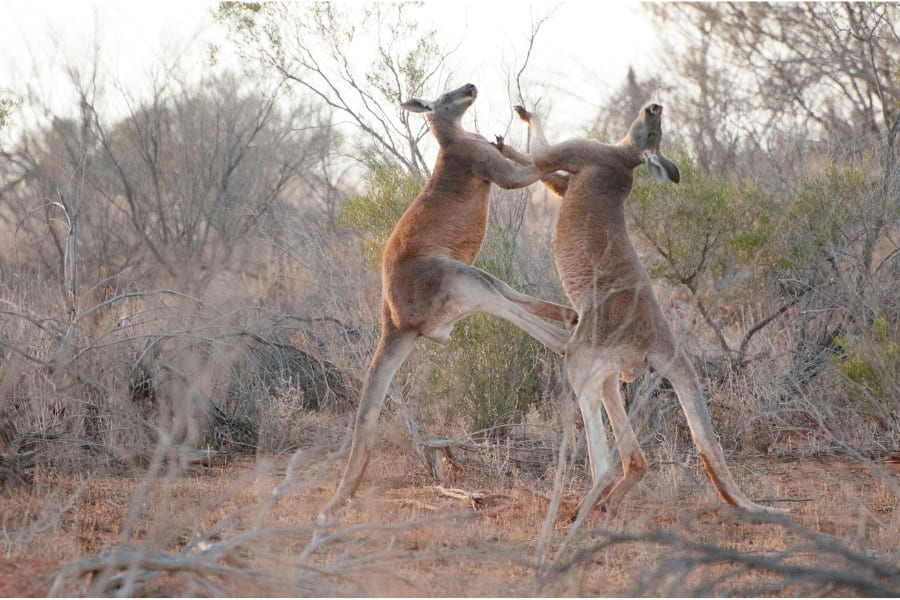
{"left": 0, "top": 444, "right": 897, "bottom": 597}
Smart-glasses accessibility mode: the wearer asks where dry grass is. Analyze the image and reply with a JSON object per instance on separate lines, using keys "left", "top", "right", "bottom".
{"left": 0, "top": 437, "right": 897, "bottom": 596}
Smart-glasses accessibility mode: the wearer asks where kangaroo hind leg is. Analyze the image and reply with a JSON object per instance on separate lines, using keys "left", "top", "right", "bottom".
{"left": 656, "top": 350, "right": 784, "bottom": 514}
{"left": 319, "top": 325, "right": 418, "bottom": 521}
{"left": 595, "top": 371, "right": 647, "bottom": 511}
{"left": 437, "top": 260, "right": 572, "bottom": 355}
{"left": 478, "top": 265, "right": 578, "bottom": 326}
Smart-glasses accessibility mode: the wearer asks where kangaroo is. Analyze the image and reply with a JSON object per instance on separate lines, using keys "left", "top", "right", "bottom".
{"left": 319, "top": 84, "right": 578, "bottom": 520}
{"left": 505, "top": 102, "right": 781, "bottom": 516}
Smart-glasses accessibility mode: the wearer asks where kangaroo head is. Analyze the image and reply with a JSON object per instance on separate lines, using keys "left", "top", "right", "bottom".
{"left": 401, "top": 83, "right": 478, "bottom": 127}
{"left": 624, "top": 102, "right": 680, "bottom": 184}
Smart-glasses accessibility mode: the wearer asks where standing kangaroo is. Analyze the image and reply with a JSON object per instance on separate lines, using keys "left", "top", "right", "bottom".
{"left": 505, "top": 102, "right": 780, "bottom": 515}
{"left": 319, "top": 84, "right": 578, "bottom": 520}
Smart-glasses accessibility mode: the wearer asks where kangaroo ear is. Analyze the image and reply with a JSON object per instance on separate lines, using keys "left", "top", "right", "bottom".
{"left": 658, "top": 154, "right": 680, "bottom": 183}
{"left": 647, "top": 153, "right": 680, "bottom": 184}
{"left": 401, "top": 98, "right": 434, "bottom": 113}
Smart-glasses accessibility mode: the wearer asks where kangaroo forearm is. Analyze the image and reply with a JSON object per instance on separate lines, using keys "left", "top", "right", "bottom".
{"left": 497, "top": 142, "right": 569, "bottom": 195}
{"left": 490, "top": 163, "right": 542, "bottom": 189}
{"left": 499, "top": 143, "right": 532, "bottom": 166}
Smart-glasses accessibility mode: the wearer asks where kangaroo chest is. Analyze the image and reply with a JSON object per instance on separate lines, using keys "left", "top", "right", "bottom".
{"left": 553, "top": 190, "right": 644, "bottom": 310}
{"left": 388, "top": 175, "right": 491, "bottom": 265}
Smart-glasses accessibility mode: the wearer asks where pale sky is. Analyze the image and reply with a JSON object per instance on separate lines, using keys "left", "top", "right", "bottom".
{"left": 0, "top": 0, "right": 658, "bottom": 142}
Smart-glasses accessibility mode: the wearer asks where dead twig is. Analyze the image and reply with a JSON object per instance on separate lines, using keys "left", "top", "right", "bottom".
{"left": 432, "top": 485, "right": 487, "bottom": 510}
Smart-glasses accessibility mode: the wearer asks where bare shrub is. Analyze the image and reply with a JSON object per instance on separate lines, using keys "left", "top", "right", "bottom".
{"left": 250, "top": 378, "right": 351, "bottom": 455}
{"left": 541, "top": 512, "right": 900, "bottom": 596}
{"left": 0, "top": 47, "right": 369, "bottom": 474}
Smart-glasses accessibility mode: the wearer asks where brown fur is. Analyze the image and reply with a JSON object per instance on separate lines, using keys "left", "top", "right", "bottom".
{"left": 319, "top": 84, "right": 578, "bottom": 521}
{"left": 508, "top": 103, "right": 782, "bottom": 516}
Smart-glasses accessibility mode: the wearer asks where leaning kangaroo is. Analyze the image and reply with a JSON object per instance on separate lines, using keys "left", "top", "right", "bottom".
{"left": 319, "top": 84, "right": 578, "bottom": 520}
{"left": 507, "top": 103, "right": 780, "bottom": 515}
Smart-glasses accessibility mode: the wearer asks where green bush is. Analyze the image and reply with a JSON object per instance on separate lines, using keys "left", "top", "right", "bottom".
{"left": 832, "top": 314, "right": 899, "bottom": 428}
{"left": 629, "top": 146, "right": 775, "bottom": 292}
{"left": 775, "top": 161, "right": 872, "bottom": 278}
{"left": 337, "top": 153, "right": 423, "bottom": 266}
{"left": 423, "top": 311, "right": 548, "bottom": 436}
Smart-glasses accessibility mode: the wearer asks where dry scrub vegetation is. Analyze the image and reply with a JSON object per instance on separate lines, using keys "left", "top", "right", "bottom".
{"left": 1, "top": 1, "right": 898, "bottom": 597}
{"left": 0, "top": 444, "right": 898, "bottom": 596}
